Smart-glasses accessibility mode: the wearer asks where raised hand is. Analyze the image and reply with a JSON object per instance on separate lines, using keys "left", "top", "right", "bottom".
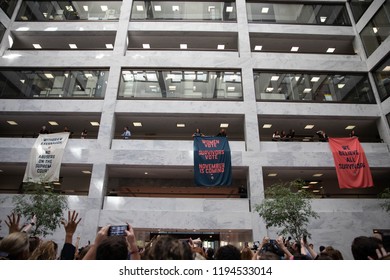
{"left": 5, "top": 212, "right": 21, "bottom": 234}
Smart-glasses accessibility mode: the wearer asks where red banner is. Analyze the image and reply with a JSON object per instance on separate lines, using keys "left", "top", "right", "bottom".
{"left": 328, "top": 137, "right": 374, "bottom": 189}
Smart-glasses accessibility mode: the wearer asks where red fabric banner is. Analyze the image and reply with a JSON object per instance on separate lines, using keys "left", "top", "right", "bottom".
{"left": 328, "top": 137, "right": 374, "bottom": 189}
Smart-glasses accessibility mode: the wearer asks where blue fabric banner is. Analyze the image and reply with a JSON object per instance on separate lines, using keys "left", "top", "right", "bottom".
{"left": 193, "top": 136, "right": 232, "bottom": 186}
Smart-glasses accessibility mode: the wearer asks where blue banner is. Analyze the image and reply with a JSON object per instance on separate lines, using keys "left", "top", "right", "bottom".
{"left": 193, "top": 136, "right": 232, "bottom": 186}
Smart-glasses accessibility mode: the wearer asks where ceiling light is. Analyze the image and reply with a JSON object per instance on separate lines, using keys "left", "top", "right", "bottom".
{"left": 180, "top": 44, "right": 187, "bottom": 49}
{"left": 373, "top": 27, "right": 378, "bottom": 33}
{"left": 90, "top": 122, "right": 100, "bottom": 126}
{"left": 302, "top": 185, "right": 310, "bottom": 189}
{"left": 83, "top": 5, "right": 88, "bottom": 11}
{"left": 320, "top": 16, "right": 327, "bottom": 22}
{"left": 220, "top": 123, "right": 229, "bottom": 128}
{"left": 84, "top": 73, "right": 93, "bottom": 78}
{"left": 226, "top": 6, "right": 233, "bottom": 12}
{"left": 16, "top": 27, "right": 29, "bottom": 31}
{"left": 208, "top": 6, "right": 215, "bottom": 12}
{"left": 326, "top": 48, "right": 336, "bottom": 53}
{"left": 263, "top": 124, "right": 272, "bottom": 128}
{"left": 312, "top": 190, "right": 320, "bottom": 193}
{"left": 20, "top": 80, "right": 25, "bottom": 83}
{"left": 268, "top": 173, "right": 277, "bottom": 177}
{"left": 305, "top": 125, "right": 315, "bottom": 129}
{"left": 172, "top": 6, "right": 179, "bottom": 11}
{"left": 227, "top": 86, "right": 235, "bottom": 91}
{"left": 142, "top": 44, "right": 150, "bottom": 49}
{"left": 154, "top": 5, "right": 161, "bottom": 11}
{"left": 311, "top": 77, "right": 320, "bottom": 82}
{"left": 144, "top": 172, "right": 148, "bottom": 175}
{"left": 217, "top": 44, "right": 225, "bottom": 50}
{"left": 44, "top": 73, "right": 54, "bottom": 79}
{"left": 48, "top": 121, "right": 58, "bottom": 126}
{"left": 169, "top": 86, "right": 176, "bottom": 91}
{"left": 44, "top": 27, "right": 58, "bottom": 31}
{"left": 105, "top": 44, "right": 114, "bottom": 49}
{"left": 101, "top": 5, "right": 108, "bottom": 12}
{"left": 271, "top": 76, "right": 279, "bottom": 81}
{"left": 254, "top": 45, "right": 262, "bottom": 51}
{"left": 345, "top": 125, "right": 355, "bottom": 130}
{"left": 313, "top": 173, "right": 323, "bottom": 177}
{"left": 82, "top": 171, "right": 91, "bottom": 174}
{"left": 69, "top": 44, "right": 78, "bottom": 49}
{"left": 65, "top": 5, "right": 73, "bottom": 11}
{"left": 266, "top": 87, "right": 274, "bottom": 92}
{"left": 291, "top": 47, "right": 299, "bottom": 52}
{"left": 176, "top": 123, "right": 185, "bottom": 128}
{"left": 33, "top": 44, "right": 42, "bottom": 49}
{"left": 136, "top": 5, "right": 144, "bottom": 11}
{"left": 261, "top": 7, "right": 269, "bottom": 13}
{"left": 133, "top": 122, "right": 142, "bottom": 127}
{"left": 303, "top": 88, "right": 312, "bottom": 93}
{"left": 338, "top": 83, "right": 345, "bottom": 88}
{"left": 7, "top": 121, "right": 18, "bottom": 125}
{"left": 309, "top": 181, "right": 318, "bottom": 184}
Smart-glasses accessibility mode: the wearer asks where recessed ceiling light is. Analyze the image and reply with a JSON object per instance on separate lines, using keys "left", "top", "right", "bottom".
{"left": 105, "top": 44, "right": 114, "bottom": 49}
{"left": 271, "top": 76, "right": 279, "bottom": 81}
{"left": 172, "top": 5, "right": 179, "bottom": 11}
{"left": 266, "top": 87, "right": 274, "bottom": 92}
{"left": 313, "top": 173, "right": 323, "bottom": 177}
{"left": 261, "top": 7, "right": 269, "bottom": 13}
{"left": 320, "top": 16, "right": 327, "bottom": 22}
{"left": 326, "top": 48, "right": 335, "bottom": 53}
{"left": 144, "top": 172, "right": 148, "bottom": 175}
{"left": 44, "top": 27, "right": 58, "bottom": 31}
{"left": 338, "top": 83, "right": 345, "bottom": 88}
{"left": 254, "top": 45, "right": 262, "bottom": 51}
{"left": 263, "top": 124, "right": 272, "bottom": 128}
{"left": 16, "top": 27, "right": 29, "bottom": 31}
{"left": 268, "top": 173, "right": 277, "bottom": 177}
{"left": 383, "top": 66, "right": 390, "bottom": 71}
{"left": 302, "top": 185, "right": 310, "bottom": 189}
{"left": 136, "top": 5, "right": 144, "bottom": 11}
{"left": 142, "top": 44, "right": 150, "bottom": 49}
{"left": 169, "top": 86, "right": 176, "bottom": 91}
{"left": 83, "top": 5, "right": 88, "bottom": 11}
{"left": 84, "top": 73, "right": 93, "bottom": 78}
{"left": 32, "top": 44, "right": 42, "bottom": 49}
{"left": 180, "top": 44, "right": 187, "bottom": 49}
{"left": 220, "top": 123, "right": 229, "bottom": 128}
{"left": 312, "top": 190, "right": 320, "bottom": 193}
{"left": 303, "top": 88, "right": 312, "bottom": 93}
{"left": 291, "top": 46, "right": 299, "bottom": 52}
{"left": 373, "top": 27, "right": 378, "bottom": 33}
{"left": 7, "top": 121, "right": 18, "bottom": 125}
{"left": 305, "top": 125, "right": 315, "bottom": 129}
{"left": 133, "top": 122, "right": 142, "bottom": 127}
{"left": 69, "top": 44, "right": 78, "bottom": 49}
{"left": 226, "top": 6, "right": 233, "bottom": 12}
{"left": 311, "top": 77, "right": 320, "bottom": 82}
{"left": 90, "top": 122, "right": 100, "bottom": 126}
{"left": 208, "top": 6, "right": 215, "bottom": 12}
{"left": 82, "top": 170, "right": 91, "bottom": 174}
{"left": 48, "top": 121, "right": 58, "bottom": 126}
{"left": 154, "top": 5, "right": 161, "bottom": 11}
{"left": 227, "top": 86, "right": 235, "bottom": 91}
{"left": 176, "top": 123, "right": 185, "bottom": 128}
{"left": 101, "top": 5, "right": 108, "bottom": 12}
{"left": 309, "top": 181, "right": 318, "bottom": 184}
{"left": 44, "top": 73, "right": 54, "bottom": 79}
{"left": 217, "top": 44, "right": 225, "bottom": 50}
{"left": 20, "top": 80, "right": 25, "bottom": 83}
{"left": 345, "top": 125, "right": 355, "bottom": 130}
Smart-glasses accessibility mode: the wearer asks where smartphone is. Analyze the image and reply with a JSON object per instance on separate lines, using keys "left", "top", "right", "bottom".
{"left": 108, "top": 225, "right": 128, "bottom": 236}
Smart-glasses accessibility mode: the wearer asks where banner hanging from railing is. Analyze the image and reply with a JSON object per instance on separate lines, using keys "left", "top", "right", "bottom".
{"left": 328, "top": 137, "right": 374, "bottom": 189}
{"left": 23, "top": 132, "right": 70, "bottom": 183}
{"left": 193, "top": 136, "right": 232, "bottom": 186}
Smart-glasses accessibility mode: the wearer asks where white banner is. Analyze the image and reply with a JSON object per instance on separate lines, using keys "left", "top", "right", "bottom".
{"left": 23, "top": 132, "right": 70, "bottom": 183}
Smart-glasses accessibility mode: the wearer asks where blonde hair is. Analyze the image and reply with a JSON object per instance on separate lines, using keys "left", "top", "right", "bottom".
{"left": 29, "top": 240, "right": 58, "bottom": 260}
{"left": 0, "top": 232, "right": 30, "bottom": 259}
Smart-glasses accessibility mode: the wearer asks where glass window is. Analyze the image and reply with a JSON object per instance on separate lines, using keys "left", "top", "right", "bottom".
{"left": 131, "top": 0, "right": 236, "bottom": 21}
{"left": 16, "top": 1, "right": 122, "bottom": 21}
{"left": 349, "top": 0, "right": 374, "bottom": 23}
{"left": 118, "top": 69, "right": 242, "bottom": 100}
{"left": 0, "top": 69, "right": 108, "bottom": 99}
{"left": 246, "top": 1, "right": 351, "bottom": 25}
{"left": 0, "top": 22, "right": 6, "bottom": 42}
{"left": 0, "top": 0, "right": 18, "bottom": 18}
{"left": 373, "top": 55, "right": 390, "bottom": 101}
{"left": 254, "top": 72, "right": 376, "bottom": 104}
{"left": 360, "top": 1, "right": 390, "bottom": 57}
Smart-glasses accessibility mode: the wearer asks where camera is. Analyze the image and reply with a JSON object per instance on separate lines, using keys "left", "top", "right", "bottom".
{"left": 108, "top": 225, "right": 128, "bottom": 236}
{"left": 260, "top": 239, "right": 284, "bottom": 257}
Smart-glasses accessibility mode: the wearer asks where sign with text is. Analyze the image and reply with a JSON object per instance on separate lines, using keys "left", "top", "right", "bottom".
{"left": 23, "top": 132, "right": 70, "bottom": 183}
{"left": 193, "top": 136, "right": 232, "bottom": 186}
{"left": 328, "top": 137, "right": 373, "bottom": 189}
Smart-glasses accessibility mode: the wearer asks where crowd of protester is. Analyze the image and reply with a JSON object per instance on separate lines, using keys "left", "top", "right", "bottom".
{"left": 0, "top": 210, "right": 388, "bottom": 260}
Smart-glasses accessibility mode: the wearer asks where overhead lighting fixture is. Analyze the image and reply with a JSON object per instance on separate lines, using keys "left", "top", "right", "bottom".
{"left": 320, "top": 16, "right": 327, "bottom": 22}
{"left": 169, "top": 86, "right": 176, "bottom": 91}
{"left": 133, "top": 122, "right": 142, "bottom": 127}
{"left": 105, "top": 44, "right": 114, "bottom": 49}
{"left": 303, "top": 88, "right": 312, "bottom": 93}
{"left": 32, "top": 44, "right": 42, "bottom": 49}
{"left": 44, "top": 73, "right": 54, "bottom": 79}
{"left": 302, "top": 185, "right": 310, "bottom": 189}
{"left": 266, "top": 87, "right": 274, "bottom": 92}
{"left": 84, "top": 73, "right": 93, "bottom": 78}
{"left": 82, "top": 171, "right": 91, "bottom": 174}
{"left": 309, "top": 181, "right": 319, "bottom": 184}
{"left": 172, "top": 5, "right": 179, "bottom": 11}
{"left": 20, "top": 80, "right": 25, "bottom": 83}
{"left": 268, "top": 173, "right": 277, "bottom": 177}
{"left": 208, "top": 6, "right": 215, "bottom": 12}
{"left": 271, "top": 76, "right": 279, "bottom": 81}
{"left": 254, "top": 45, "right": 262, "bottom": 51}
{"left": 65, "top": 5, "right": 73, "bottom": 11}
{"left": 262, "top": 124, "right": 272, "bottom": 128}
{"left": 154, "top": 5, "right": 161, "bottom": 11}
{"left": 291, "top": 46, "right": 299, "bottom": 52}
{"left": 261, "top": 7, "right": 269, "bottom": 13}
{"left": 136, "top": 5, "right": 144, "bottom": 11}
{"left": 312, "top": 190, "right": 320, "bottom": 193}
{"left": 217, "top": 44, "right": 225, "bottom": 50}
{"left": 326, "top": 48, "right": 336, "bottom": 53}
{"left": 176, "top": 123, "right": 185, "bottom": 128}
{"left": 69, "top": 44, "right": 78, "bottom": 49}
{"left": 226, "top": 6, "right": 233, "bottom": 12}
{"left": 44, "top": 27, "right": 58, "bottom": 31}
{"left": 373, "top": 27, "right": 378, "bottom": 33}
{"left": 7, "top": 121, "right": 18, "bottom": 125}
{"left": 101, "top": 5, "right": 108, "bottom": 12}
{"left": 220, "top": 123, "right": 229, "bottom": 128}
{"left": 16, "top": 27, "right": 29, "bottom": 31}
{"left": 142, "top": 44, "right": 150, "bottom": 49}
{"left": 144, "top": 172, "right": 148, "bottom": 175}
{"left": 311, "top": 77, "right": 320, "bottom": 82}
{"left": 227, "top": 87, "right": 235, "bottom": 91}
{"left": 83, "top": 5, "right": 88, "bottom": 11}
{"left": 345, "top": 125, "right": 355, "bottom": 130}
{"left": 313, "top": 173, "right": 323, "bottom": 177}
{"left": 48, "top": 121, "right": 58, "bottom": 126}
{"left": 338, "top": 83, "right": 345, "bottom": 88}
{"left": 90, "top": 122, "right": 100, "bottom": 126}
{"left": 180, "top": 44, "right": 187, "bottom": 49}
{"left": 305, "top": 125, "right": 315, "bottom": 129}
